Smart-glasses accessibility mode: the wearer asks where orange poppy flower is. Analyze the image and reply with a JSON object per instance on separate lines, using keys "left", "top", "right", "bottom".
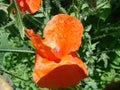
{"left": 25, "top": 14, "right": 88, "bottom": 88}
{"left": 10, "top": 0, "right": 42, "bottom": 13}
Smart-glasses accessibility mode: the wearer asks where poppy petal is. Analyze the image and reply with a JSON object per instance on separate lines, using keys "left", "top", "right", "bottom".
{"left": 44, "top": 14, "right": 84, "bottom": 58}
{"left": 13, "top": 0, "right": 41, "bottom": 13}
{"left": 16, "top": 0, "right": 27, "bottom": 12}
{"left": 25, "top": 0, "right": 42, "bottom": 13}
{"left": 33, "top": 53, "right": 88, "bottom": 88}
{"left": 25, "top": 29, "right": 59, "bottom": 62}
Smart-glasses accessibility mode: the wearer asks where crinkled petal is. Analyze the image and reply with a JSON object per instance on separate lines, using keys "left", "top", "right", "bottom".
{"left": 33, "top": 53, "right": 88, "bottom": 88}
{"left": 44, "top": 14, "right": 84, "bottom": 58}
{"left": 26, "top": 0, "right": 42, "bottom": 13}
{"left": 25, "top": 29, "right": 59, "bottom": 62}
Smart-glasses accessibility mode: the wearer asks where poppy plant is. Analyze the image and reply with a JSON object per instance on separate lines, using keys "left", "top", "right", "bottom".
{"left": 25, "top": 14, "right": 88, "bottom": 88}
{"left": 10, "top": 0, "right": 42, "bottom": 13}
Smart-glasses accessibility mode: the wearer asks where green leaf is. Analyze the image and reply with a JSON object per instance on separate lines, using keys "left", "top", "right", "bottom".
{"left": 91, "top": 42, "right": 99, "bottom": 50}
{"left": 101, "top": 69, "right": 116, "bottom": 81}
{"left": 81, "top": 3, "right": 89, "bottom": 10}
{"left": 0, "top": 31, "right": 34, "bottom": 53}
{"left": 97, "top": 3, "right": 111, "bottom": 21}
{"left": 110, "top": 64, "right": 120, "bottom": 69}
{"left": 98, "top": 8, "right": 111, "bottom": 21}
{"left": 85, "top": 25, "right": 92, "bottom": 32}
{"left": 0, "top": 3, "right": 8, "bottom": 13}
{"left": 84, "top": 78, "right": 98, "bottom": 90}
{"left": 0, "top": 46, "right": 34, "bottom": 53}
{"left": 110, "top": 55, "right": 120, "bottom": 69}
{"left": 0, "top": 52, "right": 5, "bottom": 62}
{"left": 115, "top": 48, "right": 120, "bottom": 57}
{"left": 0, "top": 31, "right": 9, "bottom": 47}
{"left": 7, "top": 1, "right": 14, "bottom": 17}
{"left": 99, "top": 53, "right": 109, "bottom": 68}
{"left": 13, "top": 0, "right": 25, "bottom": 39}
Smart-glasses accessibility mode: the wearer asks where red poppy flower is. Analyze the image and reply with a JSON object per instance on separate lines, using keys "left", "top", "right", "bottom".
{"left": 25, "top": 14, "right": 88, "bottom": 88}
{"left": 10, "top": 0, "right": 42, "bottom": 13}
